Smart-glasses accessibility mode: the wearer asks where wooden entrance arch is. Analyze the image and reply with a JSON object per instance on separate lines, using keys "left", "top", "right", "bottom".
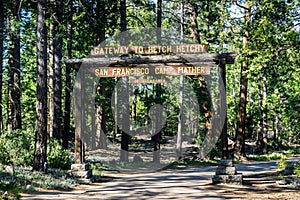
{"left": 65, "top": 44, "right": 235, "bottom": 164}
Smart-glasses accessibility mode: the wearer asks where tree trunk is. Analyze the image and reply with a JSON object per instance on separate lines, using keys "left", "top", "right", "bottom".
{"left": 96, "top": 0, "right": 106, "bottom": 45}
{"left": 120, "top": 78, "right": 130, "bottom": 162}
{"left": 48, "top": 21, "right": 54, "bottom": 137}
{"left": 63, "top": 0, "right": 73, "bottom": 149}
{"left": 256, "top": 73, "right": 263, "bottom": 154}
{"left": 198, "top": 76, "right": 212, "bottom": 133}
{"left": 262, "top": 69, "right": 268, "bottom": 154}
{"left": 33, "top": 0, "right": 48, "bottom": 171}
{"left": 120, "top": 0, "right": 126, "bottom": 39}
{"left": 93, "top": 0, "right": 107, "bottom": 150}
{"left": 274, "top": 113, "right": 279, "bottom": 150}
{"left": 176, "top": 1, "right": 184, "bottom": 160}
{"left": 234, "top": 4, "right": 250, "bottom": 158}
{"left": 180, "top": 0, "right": 184, "bottom": 41}
{"left": 156, "top": 0, "right": 162, "bottom": 43}
{"left": 152, "top": 83, "right": 162, "bottom": 163}
{"left": 114, "top": 78, "right": 118, "bottom": 141}
{"left": 96, "top": 80, "right": 107, "bottom": 149}
{"left": 188, "top": 2, "right": 201, "bottom": 43}
{"left": 151, "top": 0, "right": 163, "bottom": 163}
{"left": 0, "top": 0, "right": 4, "bottom": 132}
{"left": 256, "top": 69, "right": 268, "bottom": 154}
{"left": 53, "top": 0, "right": 63, "bottom": 141}
{"left": 119, "top": 0, "right": 129, "bottom": 162}
{"left": 131, "top": 95, "right": 136, "bottom": 121}
{"left": 7, "top": 5, "right": 22, "bottom": 132}
{"left": 188, "top": 3, "right": 215, "bottom": 157}
{"left": 176, "top": 75, "right": 184, "bottom": 159}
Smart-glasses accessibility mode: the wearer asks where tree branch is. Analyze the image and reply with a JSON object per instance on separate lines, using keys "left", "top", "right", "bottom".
{"left": 127, "top": 14, "right": 146, "bottom": 28}
{"left": 235, "top": 0, "right": 251, "bottom": 11}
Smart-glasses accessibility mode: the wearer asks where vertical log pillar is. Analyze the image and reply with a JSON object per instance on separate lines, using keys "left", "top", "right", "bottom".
{"left": 74, "top": 68, "right": 84, "bottom": 164}
{"left": 217, "top": 53, "right": 233, "bottom": 159}
{"left": 219, "top": 62, "right": 229, "bottom": 159}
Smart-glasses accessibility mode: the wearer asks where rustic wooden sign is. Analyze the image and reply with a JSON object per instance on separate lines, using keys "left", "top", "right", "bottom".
{"left": 94, "top": 65, "right": 210, "bottom": 77}
{"left": 91, "top": 44, "right": 208, "bottom": 56}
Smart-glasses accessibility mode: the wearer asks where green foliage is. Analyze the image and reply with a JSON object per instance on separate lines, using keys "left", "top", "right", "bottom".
{"left": 277, "top": 156, "right": 298, "bottom": 175}
{"left": 47, "top": 138, "right": 70, "bottom": 170}
{"left": 225, "top": 0, "right": 300, "bottom": 150}
{"left": 0, "top": 181, "right": 21, "bottom": 200}
{"left": 284, "top": 146, "right": 300, "bottom": 156}
{"left": 248, "top": 153, "right": 283, "bottom": 161}
{"left": 0, "top": 130, "right": 70, "bottom": 170}
{"left": 0, "top": 0, "right": 299, "bottom": 172}
{"left": 0, "top": 165, "right": 79, "bottom": 195}
{"left": 295, "top": 162, "right": 300, "bottom": 176}
{"left": 277, "top": 156, "right": 287, "bottom": 170}
{"left": 0, "top": 130, "right": 34, "bottom": 167}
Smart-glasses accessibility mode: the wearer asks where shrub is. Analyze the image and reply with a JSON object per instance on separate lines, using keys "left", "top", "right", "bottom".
{"left": 277, "top": 156, "right": 287, "bottom": 170}
{"left": 0, "top": 130, "right": 34, "bottom": 167}
{"left": 295, "top": 162, "right": 300, "bottom": 176}
{"left": 47, "top": 138, "right": 70, "bottom": 170}
{"left": 0, "top": 181, "right": 21, "bottom": 199}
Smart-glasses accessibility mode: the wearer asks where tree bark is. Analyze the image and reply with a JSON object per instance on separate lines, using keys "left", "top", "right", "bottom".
{"left": 120, "top": 78, "right": 130, "bottom": 162}
{"left": 151, "top": 0, "right": 163, "bottom": 163}
{"left": 188, "top": 2, "right": 201, "bottom": 43}
{"left": 234, "top": 3, "right": 250, "bottom": 158}
{"left": 157, "top": 0, "right": 162, "bottom": 43}
{"left": 63, "top": 0, "right": 73, "bottom": 149}
{"left": 262, "top": 69, "right": 268, "bottom": 154}
{"left": 256, "top": 69, "right": 268, "bottom": 154}
{"left": 53, "top": 0, "right": 63, "bottom": 141}
{"left": 114, "top": 78, "right": 118, "bottom": 141}
{"left": 274, "top": 113, "right": 279, "bottom": 150}
{"left": 0, "top": 0, "right": 4, "bottom": 132}
{"left": 119, "top": 0, "right": 130, "bottom": 162}
{"left": 93, "top": 0, "right": 107, "bottom": 150}
{"left": 257, "top": 73, "right": 263, "bottom": 154}
{"left": 48, "top": 21, "right": 54, "bottom": 137}
{"left": 198, "top": 76, "right": 212, "bottom": 133}
{"left": 187, "top": 4, "right": 216, "bottom": 157}
{"left": 96, "top": 0, "right": 106, "bottom": 45}
{"left": 96, "top": 80, "right": 107, "bottom": 149}
{"left": 34, "top": 0, "right": 48, "bottom": 171}
{"left": 7, "top": 2, "right": 22, "bottom": 131}
{"left": 176, "top": 75, "right": 184, "bottom": 159}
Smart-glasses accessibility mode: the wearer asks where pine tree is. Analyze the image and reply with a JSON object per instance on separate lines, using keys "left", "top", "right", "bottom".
{"left": 33, "top": 0, "right": 48, "bottom": 171}
{"left": 0, "top": 0, "right": 4, "bottom": 132}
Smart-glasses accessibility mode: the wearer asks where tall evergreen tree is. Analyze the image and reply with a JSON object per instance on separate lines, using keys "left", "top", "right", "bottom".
{"left": 233, "top": 1, "right": 251, "bottom": 158}
{"left": 0, "top": 0, "right": 4, "bottom": 132}
{"left": 63, "top": 0, "right": 73, "bottom": 149}
{"left": 152, "top": 0, "right": 162, "bottom": 163}
{"left": 53, "top": 0, "right": 63, "bottom": 141}
{"left": 7, "top": 0, "right": 22, "bottom": 131}
{"left": 33, "top": 0, "right": 48, "bottom": 171}
{"left": 119, "top": 0, "right": 130, "bottom": 162}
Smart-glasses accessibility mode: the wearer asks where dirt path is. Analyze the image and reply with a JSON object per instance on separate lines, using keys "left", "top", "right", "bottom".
{"left": 21, "top": 159, "right": 300, "bottom": 200}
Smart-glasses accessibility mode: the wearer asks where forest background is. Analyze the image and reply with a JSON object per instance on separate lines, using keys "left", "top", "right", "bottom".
{"left": 0, "top": 0, "right": 299, "bottom": 178}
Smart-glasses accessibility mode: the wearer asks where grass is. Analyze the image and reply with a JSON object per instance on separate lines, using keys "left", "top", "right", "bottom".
{"left": 247, "top": 152, "right": 284, "bottom": 161}
{"left": 283, "top": 146, "right": 300, "bottom": 156}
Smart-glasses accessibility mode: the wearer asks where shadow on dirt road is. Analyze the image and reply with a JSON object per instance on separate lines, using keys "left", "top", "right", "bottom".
{"left": 21, "top": 158, "right": 300, "bottom": 200}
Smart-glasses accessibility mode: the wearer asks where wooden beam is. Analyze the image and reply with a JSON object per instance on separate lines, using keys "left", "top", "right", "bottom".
{"left": 65, "top": 53, "right": 236, "bottom": 69}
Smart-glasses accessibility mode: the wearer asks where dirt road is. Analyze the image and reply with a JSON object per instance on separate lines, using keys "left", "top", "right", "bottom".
{"left": 21, "top": 159, "right": 300, "bottom": 200}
